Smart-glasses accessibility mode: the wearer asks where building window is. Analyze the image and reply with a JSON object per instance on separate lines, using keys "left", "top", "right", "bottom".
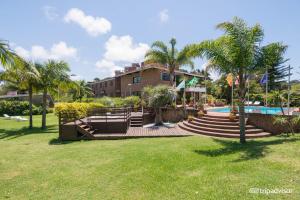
{"left": 104, "top": 82, "right": 107, "bottom": 87}
{"left": 133, "top": 76, "right": 141, "bottom": 84}
{"left": 132, "top": 91, "right": 141, "bottom": 96}
{"left": 100, "top": 83, "right": 102, "bottom": 88}
{"left": 161, "top": 72, "right": 170, "bottom": 81}
{"left": 110, "top": 81, "right": 113, "bottom": 86}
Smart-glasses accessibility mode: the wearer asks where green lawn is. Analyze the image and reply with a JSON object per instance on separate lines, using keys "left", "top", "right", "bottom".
{"left": 0, "top": 114, "right": 299, "bottom": 199}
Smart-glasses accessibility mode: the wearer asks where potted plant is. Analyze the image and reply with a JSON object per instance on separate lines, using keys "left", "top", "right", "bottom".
{"left": 188, "top": 115, "right": 194, "bottom": 122}
{"left": 231, "top": 106, "right": 238, "bottom": 115}
{"left": 229, "top": 112, "right": 236, "bottom": 121}
{"left": 197, "top": 110, "right": 205, "bottom": 118}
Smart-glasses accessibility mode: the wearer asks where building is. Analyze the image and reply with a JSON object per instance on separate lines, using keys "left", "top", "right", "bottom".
{"left": 89, "top": 62, "right": 205, "bottom": 98}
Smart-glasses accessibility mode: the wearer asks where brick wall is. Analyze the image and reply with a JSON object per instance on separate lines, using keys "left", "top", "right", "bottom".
{"left": 120, "top": 68, "right": 171, "bottom": 97}
{"left": 90, "top": 79, "right": 116, "bottom": 97}
{"left": 248, "top": 113, "right": 300, "bottom": 135}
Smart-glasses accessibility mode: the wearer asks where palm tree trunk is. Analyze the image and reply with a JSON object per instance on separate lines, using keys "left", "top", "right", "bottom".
{"left": 239, "top": 103, "right": 246, "bottom": 143}
{"left": 42, "top": 88, "right": 47, "bottom": 129}
{"left": 154, "top": 107, "right": 163, "bottom": 126}
{"left": 238, "top": 73, "right": 246, "bottom": 143}
{"left": 169, "top": 73, "right": 175, "bottom": 87}
{"left": 28, "top": 84, "right": 33, "bottom": 129}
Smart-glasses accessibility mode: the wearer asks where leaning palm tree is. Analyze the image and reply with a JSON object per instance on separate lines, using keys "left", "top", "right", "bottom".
{"left": 0, "top": 58, "right": 40, "bottom": 128}
{"left": 36, "top": 60, "right": 70, "bottom": 129}
{"left": 186, "top": 17, "right": 279, "bottom": 143}
{"left": 145, "top": 38, "right": 194, "bottom": 87}
{"left": 0, "top": 40, "right": 16, "bottom": 68}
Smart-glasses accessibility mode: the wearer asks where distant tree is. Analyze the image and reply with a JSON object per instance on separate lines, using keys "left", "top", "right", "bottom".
{"left": 94, "top": 77, "right": 100, "bottom": 82}
{"left": 260, "top": 43, "right": 289, "bottom": 90}
{"left": 145, "top": 38, "right": 194, "bottom": 86}
{"left": 72, "top": 80, "right": 94, "bottom": 102}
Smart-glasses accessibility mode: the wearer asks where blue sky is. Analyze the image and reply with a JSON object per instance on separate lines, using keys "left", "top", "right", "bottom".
{"left": 1, "top": 0, "right": 299, "bottom": 81}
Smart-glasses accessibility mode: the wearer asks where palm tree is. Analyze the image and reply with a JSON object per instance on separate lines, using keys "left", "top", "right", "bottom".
{"left": 72, "top": 80, "right": 94, "bottom": 102}
{"left": 145, "top": 38, "right": 194, "bottom": 87}
{"left": 187, "top": 17, "right": 279, "bottom": 143}
{"left": 0, "top": 40, "right": 15, "bottom": 67}
{"left": 36, "top": 60, "right": 70, "bottom": 129}
{"left": 0, "top": 59, "right": 40, "bottom": 128}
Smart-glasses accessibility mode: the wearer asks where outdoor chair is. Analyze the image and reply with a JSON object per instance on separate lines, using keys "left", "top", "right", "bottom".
{"left": 253, "top": 101, "right": 261, "bottom": 106}
{"left": 244, "top": 101, "right": 252, "bottom": 105}
{"left": 3, "top": 114, "right": 11, "bottom": 120}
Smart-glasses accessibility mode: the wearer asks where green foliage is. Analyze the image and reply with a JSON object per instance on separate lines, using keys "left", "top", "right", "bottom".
{"left": 0, "top": 100, "right": 44, "bottom": 115}
{"left": 93, "top": 96, "right": 140, "bottom": 108}
{"left": 145, "top": 38, "right": 194, "bottom": 85}
{"left": 54, "top": 102, "right": 104, "bottom": 119}
{"left": 122, "top": 96, "right": 140, "bottom": 108}
{"left": 273, "top": 115, "right": 300, "bottom": 135}
{"left": 260, "top": 43, "right": 288, "bottom": 91}
{"left": 142, "top": 85, "right": 176, "bottom": 108}
{"left": 70, "top": 80, "right": 94, "bottom": 102}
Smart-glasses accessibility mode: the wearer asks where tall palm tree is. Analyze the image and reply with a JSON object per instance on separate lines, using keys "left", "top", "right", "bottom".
{"left": 187, "top": 17, "right": 278, "bottom": 143}
{"left": 0, "top": 58, "right": 40, "bottom": 128}
{"left": 145, "top": 38, "right": 194, "bottom": 87}
{"left": 0, "top": 40, "right": 15, "bottom": 67}
{"left": 36, "top": 60, "right": 70, "bottom": 129}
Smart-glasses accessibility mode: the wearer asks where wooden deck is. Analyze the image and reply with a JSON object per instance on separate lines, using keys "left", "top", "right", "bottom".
{"left": 91, "top": 125, "right": 193, "bottom": 139}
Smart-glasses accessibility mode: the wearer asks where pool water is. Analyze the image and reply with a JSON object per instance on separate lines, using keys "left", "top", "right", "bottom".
{"left": 210, "top": 106, "right": 286, "bottom": 115}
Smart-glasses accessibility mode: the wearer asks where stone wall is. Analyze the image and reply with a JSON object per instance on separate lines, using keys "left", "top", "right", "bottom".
{"left": 161, "top": 107, "right": 198, "bottom": 123}
{"left": 248, "top": 113, "right": 300, "bottom": 135}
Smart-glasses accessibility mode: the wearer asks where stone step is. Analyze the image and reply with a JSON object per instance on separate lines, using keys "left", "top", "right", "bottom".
{"left": 200, "top": 115, "right": 238, "bottom": 122}
{"left": 183, "top": 121, "right": 263, "bottom": 134}
{"left": 131, "top": 118, "right": 143, "bottom": 122}
{"left": 189, "top": 120, "right": 257, "bottom": 130}
{"left": 178, "top": 122, "right": 271, "bottom": 138}
{"left": 193, "top": 117, "right": 239, "bottom": 126}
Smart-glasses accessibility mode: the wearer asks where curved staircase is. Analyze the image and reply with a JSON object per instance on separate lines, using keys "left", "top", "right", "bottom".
{"left": 178, "top": 114, "right": 271, "bottom": 138}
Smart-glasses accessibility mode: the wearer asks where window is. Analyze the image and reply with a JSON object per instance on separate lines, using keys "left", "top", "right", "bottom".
{"left": 100, "top": 83, "right": 102, "bottom": 88}
{"left": 110, "top": 81, "right": 113, "bottom": 86}
{"left": 104, "top": 82, "right": 107, "bottom": 87}
{"left": 161, "top": 72, "right": 170, "bottom": 81}
{"left": 132, "top": 91, "right": 141, "bottom": 96}
{"left": 133, "top": 76, "right": 141, "bottom": 84}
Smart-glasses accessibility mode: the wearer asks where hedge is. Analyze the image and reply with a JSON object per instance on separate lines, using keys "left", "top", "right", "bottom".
{"left": 54, "top": 102, "right": 105, "bottom": 119}
{"left": 93, "top": 96, "right": 140, "bottom": 108}
{"left": 0, "top": 101, "right": 44, "bottom": 116}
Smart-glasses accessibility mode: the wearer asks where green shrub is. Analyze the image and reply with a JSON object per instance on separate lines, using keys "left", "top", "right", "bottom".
{"left": 54, "top": 102, "right": 104, "bottom": 119}
{"left": 0, "top": 100, "right": 44, "bottom": 116}
{"left": 123, "top": 96, "right": 140, "bottom": 108}
{"left": 92, "top": 96, "right": 140, "bottom": 108}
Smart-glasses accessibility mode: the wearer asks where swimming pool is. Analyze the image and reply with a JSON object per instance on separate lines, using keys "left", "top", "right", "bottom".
{"left": 209, "top": 106, "right": 286, "bottom": 115}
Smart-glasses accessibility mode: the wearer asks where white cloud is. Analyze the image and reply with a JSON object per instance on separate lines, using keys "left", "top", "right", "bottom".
{"left": 95, "top": 35, "right": 149, "bottom": 78}
{"left": 64, "top": 8, "right": 111, "bottom": 37}
{"left": 42, "top": 6, "right": 59, "bottom": 20}
{"left": 95, "top": 59, "right": 122, "bottom": 77}
{"left": 14, "top": 41, "right": 78, "bottom": 61}
{"left": 159, "top": 9, "right": 169, "bottom": 23}
{"left": 103, "top": 35, "right": 149, "bottom": 62}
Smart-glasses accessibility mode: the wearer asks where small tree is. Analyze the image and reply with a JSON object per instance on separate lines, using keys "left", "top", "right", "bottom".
{"left": 142, "top": 85, "right": 176, "bottom": 125}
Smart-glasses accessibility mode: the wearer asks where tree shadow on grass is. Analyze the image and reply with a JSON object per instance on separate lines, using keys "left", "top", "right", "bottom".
{"left": 194, "top": 135, "right": 300, "bottom": 162}
{"left": 48, "top": 138, "right": 80, "bottom": 145}
{"left": 0, "top": 125, "right": 57, "bottom": 140}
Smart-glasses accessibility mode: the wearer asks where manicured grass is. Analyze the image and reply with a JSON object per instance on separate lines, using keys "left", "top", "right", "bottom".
{"left": 0, "top": 114, "right": 299, "bottom": 199}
